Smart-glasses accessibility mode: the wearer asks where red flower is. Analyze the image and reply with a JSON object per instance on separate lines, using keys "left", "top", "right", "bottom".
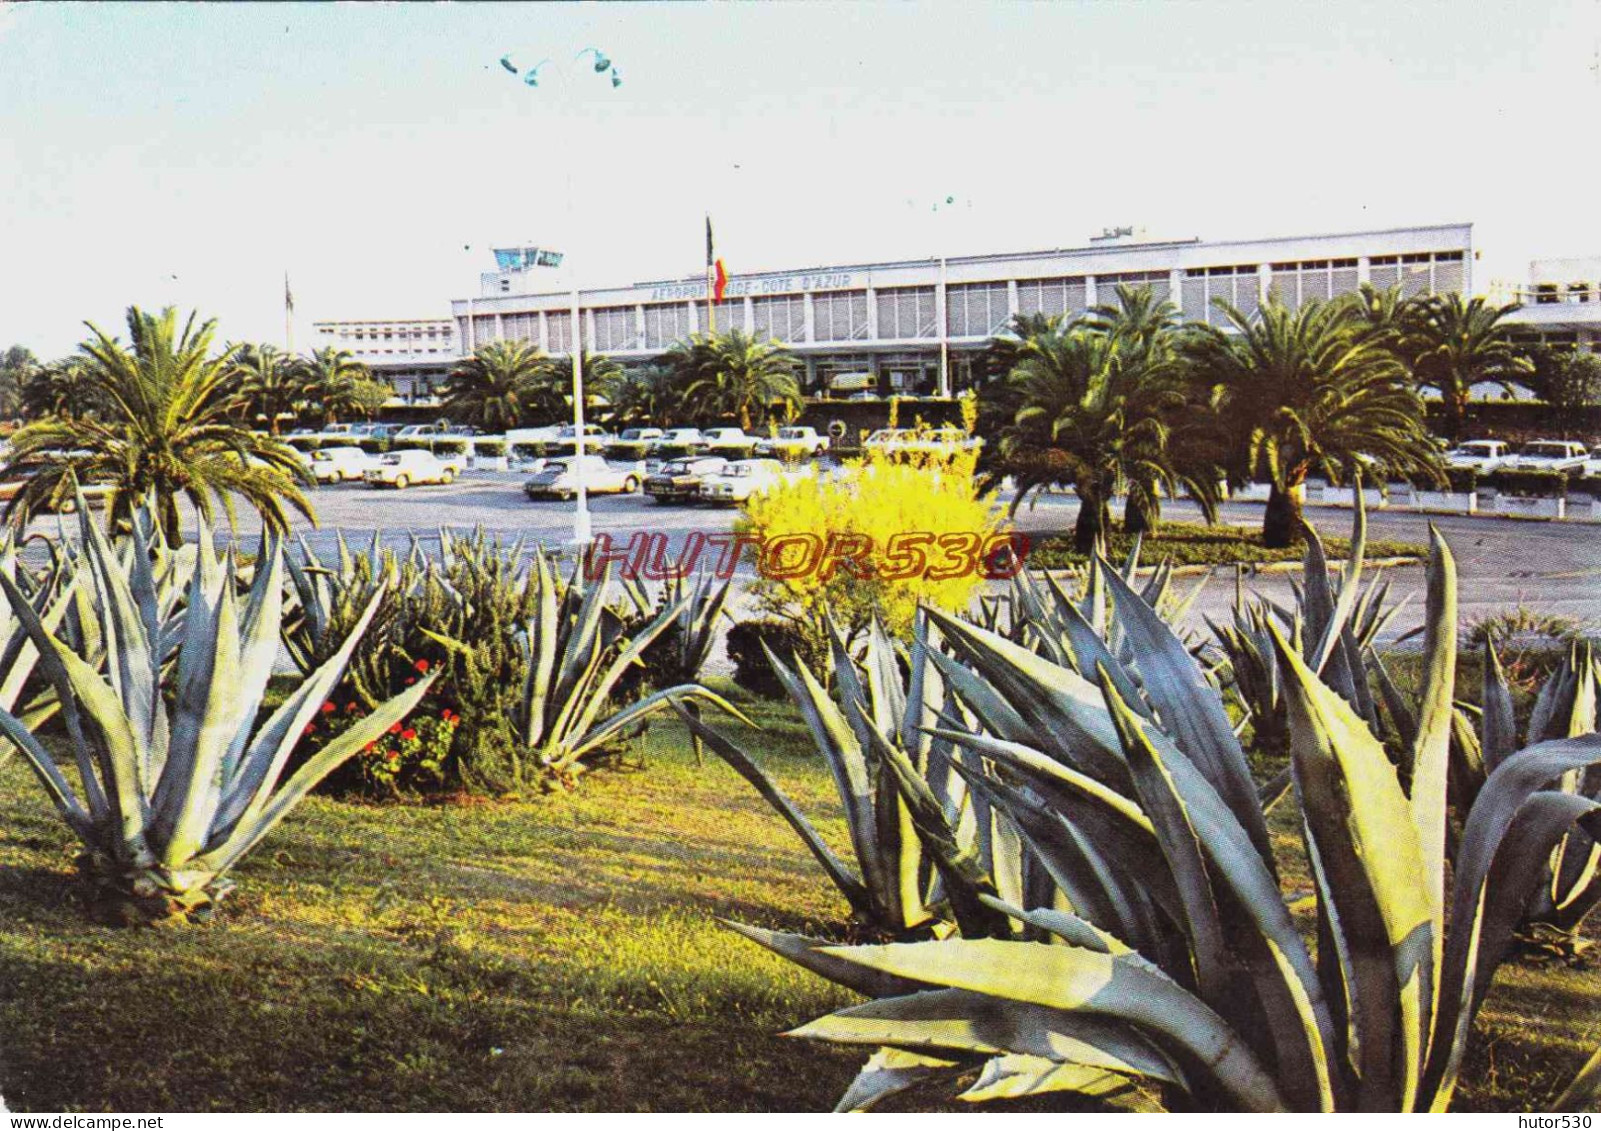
{"left": 302, "top": 722, "right": 316, "bottom": 736}
{"left": 346, "top": 702, "right": 361, "bottom": 714}
{"left": 401, "top": 728, "right": 417, "bottom": 742}
{"left": 388, "top": 722, "right": 402, "bottom": 734}
{"left": 405, "top": 678, "right": 416, "bottom": 686}
{"left": 414, "top": 659, "right": 431, "bottom": 674}
{"left": 320, "top": 702, "right": 335, "bottom": 715}
{"left": 363, "top": 741, "right": 377, "bottom": 753}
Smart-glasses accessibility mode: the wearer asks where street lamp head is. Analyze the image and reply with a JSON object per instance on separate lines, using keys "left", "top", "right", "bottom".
{"left": 522, "top": 58, "right": 552, "bottom": 87}
{"left": 609, "top": 68, "right": 623, "bottom": 88}
{"left": 592, "top": 52, "right": 612, "bottom": 72}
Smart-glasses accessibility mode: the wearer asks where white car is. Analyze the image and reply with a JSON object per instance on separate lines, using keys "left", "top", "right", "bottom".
{"left": 701, "top": 427, "right": 760, "bottom": 456}
{"left": 697, "top": 458, "right": 797, "bottom": 504}
{"left": 650, "top": 428, "right": 707, "bottom": 454}
{"left": 523, "top": 454, "right": 644, "bottom": 500}
{"left": 304, "top": 446, "right": 377, "bottom": 483}
{"left": 363, "top": 449, "right": 464, "bottom": 489}
{"left": 542, "top": 424, "right": 613, "bottom": 456}
{"left": 1508, "top": 439, "right": 1588, "bottom": 473}
{"left": 864, "top": 427, "right": 983, "bottom": 457}
{"left": 1443, "top": 440, "right": 1510, "bottom": 472}
{"left": 755, "top": 426, "right": 831, "bottom": 459}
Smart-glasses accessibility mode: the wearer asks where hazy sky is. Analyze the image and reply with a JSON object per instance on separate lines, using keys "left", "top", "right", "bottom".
{"left": 2, "top": 0, "right": 1599, "bottom": 357}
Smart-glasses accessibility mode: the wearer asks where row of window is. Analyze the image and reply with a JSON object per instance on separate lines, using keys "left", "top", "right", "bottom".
{"left": 459, "top": 253, "right": 1467, "bottom": 351}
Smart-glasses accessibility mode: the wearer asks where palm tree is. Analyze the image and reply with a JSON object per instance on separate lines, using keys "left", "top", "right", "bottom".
{"left": 1408, "top": 293, "right": 1532, "bottom": 440}
{"left": 18, "top": 356, "right": 105, "bottom": 422}
{"left": 601, "top": 364, "right": 680, "bottom": 428}
{"left": 1194, "top": 295, "right": 1441, "bottom": 547}
{"left": 530, "top": 351, "right": 625, "bottom": 427}
{"left": 0, "top": 306, "right": 312, "bottom": 541}
{"left": 667, "top": 330, "right": 801, "bottom": 430}
{"left": 442, "top": 341, "right": 552, "bottom": 431}
{"left": 234, "top": 343, "right": 306, "bottom": 435}
{"left": 992, "top": 317, "right": 1209, "bottom": 551}
{"left": 297, "top": 346, "right": 375, "bottom": 427}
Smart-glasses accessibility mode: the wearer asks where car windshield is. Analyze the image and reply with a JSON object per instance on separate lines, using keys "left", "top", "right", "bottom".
{"left": 540, "top": 461, "right": 570, "bottom": 475}
{"left": 778, "top": 429, "right": 804, "bottom": 439}
{"left": 1457, "top": 443, "right": 1496, "bottom": 454}
{"left": 723, "top": 463, "right": 758, "bottom": 477}
{"left": 1523, "top": 443, "right": 1571, "bottom": 457}
{"left": 380, "top": 455, "right": 402, "bottom": 465}
{"left": 662, "top": 461, "right": 695, "bottom": 475}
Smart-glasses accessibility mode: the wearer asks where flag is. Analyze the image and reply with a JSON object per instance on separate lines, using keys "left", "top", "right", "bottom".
{"left": 284, "top": 272, "right": 294, "bottom": 315}
{"left": 714, "top": 258, "right": 728, "bottom": 304}
{"left": 705, "top": 214, "right": 714, "bottom": 268}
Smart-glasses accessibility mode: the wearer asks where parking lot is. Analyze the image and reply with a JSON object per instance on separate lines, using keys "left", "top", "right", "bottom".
{"left": 40, "top": 463, "right": 1576, "bottom": 645}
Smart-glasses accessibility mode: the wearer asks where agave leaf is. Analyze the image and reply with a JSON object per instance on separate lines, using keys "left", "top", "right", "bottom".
{"left": 832, "top": 1047, "right": 973, "bottom": 1113}
{"left": 1408, "top": 528, "right": 1457, "bottom": 1006}
{"left": 672, "top": 701, "right": 874, "bottom": 919}
{"left": 722, "top": 921, "right": 932, "bottom": 999}
{"left": 1102, "top": 562, "right": 1271, "bottom": 865}
{"left": 791, "top": 985, "right": 1184, "bottom": 1085}
{"left": 1424, "top": 736, "right": 1601, "bottom": 1108}
{"left": 925, "top": 648, "right": 1030, "bottom": 743}
{"left": 960, "top": 1056, "right": 1130, "bottom": 1103}
{"left": 1274, "top": 624, "right": 1433, "bottom": 1112}
{"left": 814, "top": 939, "right": 1287, "bottom": 1112}
{"left": 197, "top": 674, "right": 437, "bottom": 876}
{"left": 1553, "top": 1045, "right": 1601, "bottom": 1110}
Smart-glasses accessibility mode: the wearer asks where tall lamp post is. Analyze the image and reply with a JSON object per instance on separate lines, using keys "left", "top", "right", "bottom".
{"left": 929, "top": 194, "right": 971, "bottom": 400}
{"left": 501, "top": 47, "right": 622, "bottom": 548}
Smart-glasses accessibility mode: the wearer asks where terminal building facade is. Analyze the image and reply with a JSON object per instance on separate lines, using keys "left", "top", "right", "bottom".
{"left": 309, "top": 317, "right": 458, "bottom": 407}
{"left": 444, "top": 222, "right": 1476, "bottom": 398}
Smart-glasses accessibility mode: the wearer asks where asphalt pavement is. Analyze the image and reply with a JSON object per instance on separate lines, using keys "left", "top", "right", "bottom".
{"left": 35, "top": 470, "right": 1601, "bottom": 645}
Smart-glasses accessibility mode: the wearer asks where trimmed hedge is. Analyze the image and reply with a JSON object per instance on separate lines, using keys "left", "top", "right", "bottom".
{"left": 1026, "top": 521, "right": 1424, "bottom": 570}
{"left": 357, "top": 438, "right": 391, "bottom": 455}
{"left": 433, "top": 440, "right": 469, "bottom": 457}
{"left": 1486, "top": 469, "right": 1568, "bottom": 499}
{"left": 605, "top": 441, "right": 653, "bottom": 462}
{"left": 473, "top": 439, "right": 506, "bottom": 458}
{"left": 653, "top": 443, "right": 699, "bottom": 460}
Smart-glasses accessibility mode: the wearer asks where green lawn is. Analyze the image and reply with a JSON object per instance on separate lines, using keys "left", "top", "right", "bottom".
{"left": 0, "top": 686, "right": 1595, "bottom": 1112}
{"left": 1026, "top": 520, "right": 1424, "bottom": 569}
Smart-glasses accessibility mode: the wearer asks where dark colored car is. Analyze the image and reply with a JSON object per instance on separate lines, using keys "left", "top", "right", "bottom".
{"left": 643, "top": 455, "right": 728, "bottom": 504}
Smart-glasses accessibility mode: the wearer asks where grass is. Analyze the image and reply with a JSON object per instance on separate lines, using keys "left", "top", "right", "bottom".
{"left": 0, "top": 681, "right": 1595, "bottom": 1112}
{"left": 1026, "top": 520, "right": 1424, "bottom": 569}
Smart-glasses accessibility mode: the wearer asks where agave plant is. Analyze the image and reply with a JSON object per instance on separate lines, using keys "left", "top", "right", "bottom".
{"left": 0, "top": 499, "right": 435, "bottom": 923}
{"left": 680, "top": 611, "right": 1012, "bottom": 937}
{"left": 732, "top": 527, "right": 1601, "bottom": 1111}
{"left": 435, "top": 551, "right": 747, "bottom": 787}
{"left": 1472, "top": 640, "right": 1601, "bottom": 940}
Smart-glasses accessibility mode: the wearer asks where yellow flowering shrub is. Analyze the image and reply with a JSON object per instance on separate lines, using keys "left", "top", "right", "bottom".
{"left": 739, "top": 407, "right": 1009, "bottom": 638}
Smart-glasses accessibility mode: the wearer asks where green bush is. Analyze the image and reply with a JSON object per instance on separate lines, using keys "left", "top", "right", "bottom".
{"left": 1488, "top": 468, "right": 1568, "bottom": 498}
{"left": 605, "top": 441, "right": 652, "bottom": 461}
{"left": 285, "top": 436, "right": 322, "bottom": 452}
{"left": 433, "top": 439, "right": 468, "bottom": 457}
{"left": 653, "top": 442, "right": 698, "bottom": 460}
{"left": 473, "top": 438, "right": 506, "bottom": 458}
{"left": 1026, "top": 520, "right": 1423, "bottom": 569}
{"left": 725, "top": 618, "right": 830, "bottom": 698}
{"left": 357, "top": 437, "right": 390, "bottom": 455}
{"left": 392, "top": 437, "right": 430, "bottom": 452}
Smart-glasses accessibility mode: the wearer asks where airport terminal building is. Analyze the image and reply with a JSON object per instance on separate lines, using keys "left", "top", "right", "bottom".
{"left": 442, "top": 222, "right": 1477, "bottom": 398}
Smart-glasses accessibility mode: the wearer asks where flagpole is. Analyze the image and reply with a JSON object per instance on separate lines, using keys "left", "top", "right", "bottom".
{"left": 283, "top": 272, "right": 295, "bottom": 353}
{"left": 705, "top": 215, "right": 716, "bottom": 335}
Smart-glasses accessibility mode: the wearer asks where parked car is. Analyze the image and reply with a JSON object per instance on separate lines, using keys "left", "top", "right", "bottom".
{"left": 523, "top": 455, "right": 644, "bottom": 500}
{"left": 606, "top": 428, "right": 664, "bottom": 458}
{"left": 701, "top": 427, "right": 760, "bottom": 457}
{"left": 363, "top": 423, "right": 405, "bottom": 441}
{"left": 363, "top": 449, "right": 464, "bottom": 488}
{"left": 305, "top": 445, "right": 378, "bottom": 483}
{"left": 1443, "top": 439, "right": 1510, "bottom": 472}
{"left": 394, "top": 424, "right": 445, "bottom": 440}
{"left": 755, "top": 426, "right": 831, "bottom": 459}
{"left": 863, "top": 427, "right": 983, "bottom": 457}
{"left": 697, "top": 458, "right": 797, "bottom": 504}
{"left": 542, "top": 424, "right": 613, "bottom": 457}
{"left": 1508, "top": 439, "right": 1588, "bottom": 473}
{"left": 650, "top": 427, "right": 707, "bottom": 455}
{"left": 1583, "top": 448, "right": 1601, "bottom": 478}
{"left": 644, "top": 456, "right": 729, "bottom": 503}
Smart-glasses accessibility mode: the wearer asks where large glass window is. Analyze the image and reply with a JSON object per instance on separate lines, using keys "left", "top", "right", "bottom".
{"left": 1098, "top": 270, "right": 1171, "bottom": 305}
{"left": 946, "top": 282, "right": 1012, "bottom": 338}
{"left": 813, "top": 290, "right": 870, "bottom": 341}
{"left": 546, "top": 311, "right": 573, "bottom": 353}
{"left": 591, "top": 306, "right": 639, "bottom": 352}
{"left": 501, "top": 312, "right": 538, "bottom": 344}
{"left": 643, "top": 303, "right": 693, "bottom": 350}
{"left": 1016, "top": 276, "right": 1088, "bottom": 321}
{"left": 751, "top": 294, "right": 806, "bottom": 343}
{"left": 1183, "top": 265, "right": 1260, "bottom": 325}
{"left": 876, "top": 286, "right": 936, "bottom": 339}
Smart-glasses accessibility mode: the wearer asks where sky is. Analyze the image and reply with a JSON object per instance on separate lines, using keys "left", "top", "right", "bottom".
{"left": 2, "top": 0, "right": 1599, "bottom": 357}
